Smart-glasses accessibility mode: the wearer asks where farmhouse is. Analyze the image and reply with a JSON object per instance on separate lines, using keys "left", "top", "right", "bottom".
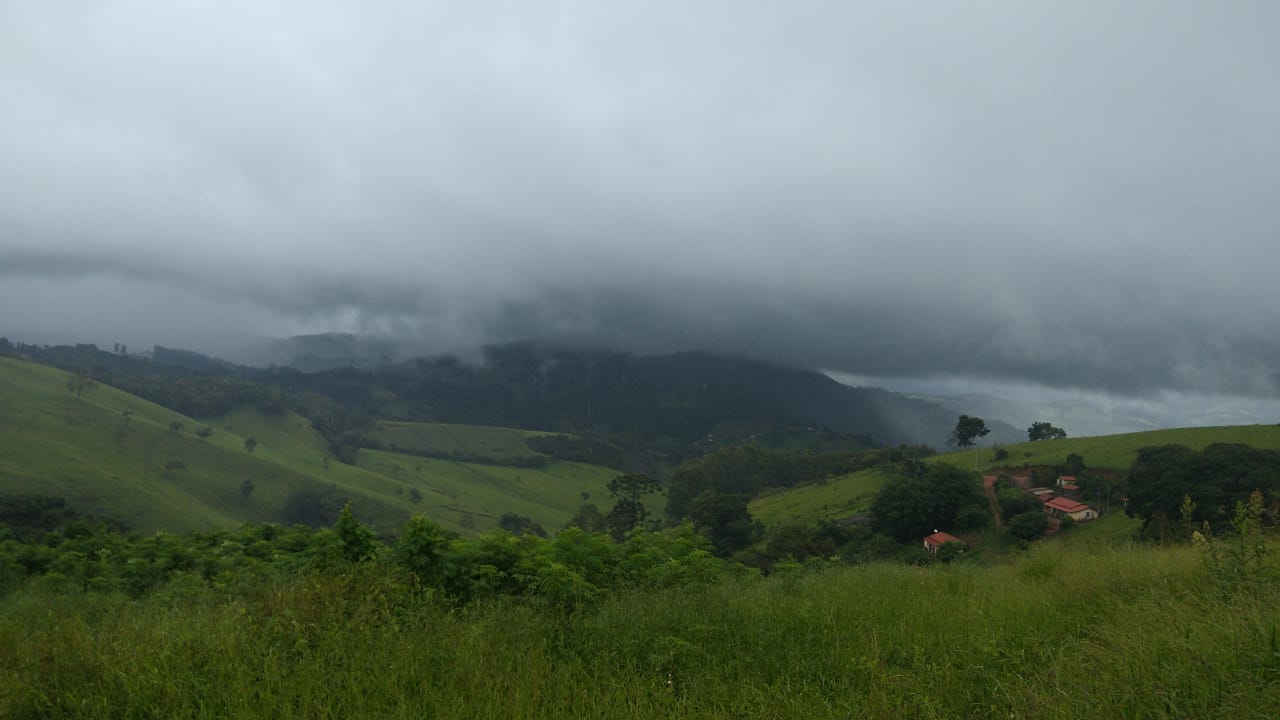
{"left": 923, "top": 531, "right": 962, "bottom": 555}
{"left": 1043, "top": 497, "right": 1098, "bottom": 522}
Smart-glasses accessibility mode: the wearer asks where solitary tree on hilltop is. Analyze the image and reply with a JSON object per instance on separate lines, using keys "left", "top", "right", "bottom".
{"left": 950, "top": 415, "right": 990, "bottom": 469}
{"left": 949, "top": 415, "right": 990, "bottom": 450}
{"left": 244, "top": 437, "right": 258, "bottom": 454}
{"left": 1028, "top": 421, "right": 1067, "bottom": 441}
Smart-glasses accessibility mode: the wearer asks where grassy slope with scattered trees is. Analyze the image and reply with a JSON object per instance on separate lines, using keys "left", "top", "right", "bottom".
{"left": 0, "top": 356, "right": 621, "bottom": 535}
{"left": 748, "top": 467, "right": 893, "bottom": 526}
{"left": 935, "top": 425, "right": 1280, "bottom": 472}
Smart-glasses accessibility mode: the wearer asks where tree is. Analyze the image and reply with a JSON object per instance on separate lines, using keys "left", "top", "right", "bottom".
{"left": 1125, "top": 443, "right": 1280, "bottom": 542}
{"left": 243, "top": 437, "right": 258, "bottom": 454}
{"left": 281, "top": 487, "right": 344, "bottom": 527}
{"left": 195, "top": 427, "right": 213, "bottom": 440}
{"left": 605, "top": 474, "right": 663, "bottom": 540}
{"left": 168, "top": 421, "right": 184, "bottom": 435}
{"left": 949, "top": 415, "right": 989, "bottom": 450}
{"left": 395, "top": 515, "right": 449, "bottom": 583}
{"left": 687, "top": 490, "right": 755, "bottom": 556}
{"left": 335, "top": 502, "right": 378, "bottom": 563}
{"left": 498, "top": 512, "right": 546, "bottom": 537}
{"left": 240, "top": 479, "right": 255, "bottom": 499}
{"left": 1062, "top": 452, "right": 1086, "bottom": 476}
{"left": 871, "top": 464, "right": 985, "bottom": 543}
{"left": 64, "top": 373, "right": 97, "bottom": 400}
{"left": 1007, "top": 510, "right": 1049, "bottom": 541}
{"left": 564, "top": 503, "right": 608, "bottom": 534}
{"left": 1027, "top": 421, "right": 1067, "bottom": 441}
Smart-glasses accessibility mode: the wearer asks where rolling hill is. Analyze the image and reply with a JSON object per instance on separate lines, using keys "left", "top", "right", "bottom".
{"left": 748, "top": 466, "right": 895, "bottom": 527}
{"left": 266, "top": 342, "right": 1025, "bottom": 448}
{"left": 930, "top": 424, "right": 1280, "bottom": 472}
{"left": 744, "top": 424, "right": 1280, "bottom": 536}
{"left": 0, "top": 356, "right": 621, "bottom": 535}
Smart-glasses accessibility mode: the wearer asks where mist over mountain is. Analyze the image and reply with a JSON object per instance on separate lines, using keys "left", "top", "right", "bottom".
{"left": 1, "top": 334, "right": 1020, "bottom": 451}
{"left": 4, "top": 3, "right": 1280, "bottom": 423}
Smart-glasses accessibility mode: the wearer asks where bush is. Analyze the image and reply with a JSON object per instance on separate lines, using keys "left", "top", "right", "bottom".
{"left": 1007, "top": 511, "right": 1049, "bottom": 542}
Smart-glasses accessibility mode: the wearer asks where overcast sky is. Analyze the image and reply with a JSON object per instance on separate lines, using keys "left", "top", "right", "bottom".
{"left": 3, "top": 1, "right": 1279, "bottom": 426}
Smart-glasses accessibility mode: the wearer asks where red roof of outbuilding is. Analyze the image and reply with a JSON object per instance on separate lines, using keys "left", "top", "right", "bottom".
{"left": 1045, "top": 497, "right": 1089, "bottom": 513}
{"left": 924, "top": 531, "right": 961, "bottom": 546}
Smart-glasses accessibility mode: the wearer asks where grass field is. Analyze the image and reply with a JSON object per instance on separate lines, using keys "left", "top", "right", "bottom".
{"left": 370, "top": 420, "right": 559, "bottom": 462}
{"left": 355, "top": 450, "right": 620, "bottom": 534}
{"left": 3, "top": 538, "right": 1277, "bottom": 719}
{"left": 932, "top": 424, "right": 1280, "bottom": 472}
{"left": 0, "top": 357, "right": 621, "bottom": 535}
{"left": 749, "top": 467, "right": 894, "bottom": 527}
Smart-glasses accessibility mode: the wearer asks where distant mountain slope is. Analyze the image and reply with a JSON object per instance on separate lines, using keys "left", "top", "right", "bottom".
{"left": 270, "top": 344, "right": 1022, "bottom": 449}
{"left": 3, "top": 337, "right": 1021, "bottom": 451}
{"left": 0, "top": 356, "right": 619, "bottom": 534}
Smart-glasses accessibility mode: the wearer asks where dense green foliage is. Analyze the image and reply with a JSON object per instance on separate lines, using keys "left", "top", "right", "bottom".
{"left": 3, "top": 529, "right": 1277, "bottom": 718}
{"left": 870, "top": 464, "right": 987, "bottom": 542}
{"left": 1028, "top": 420, "right": 1068, "bottom": 441}
{"left": 0, "top": 499, "right": 725, "bottom": 605}
{"left": 1007, "top": 510, "right": 1050, "bottom": 541}
{"left": 665, "top": 445, "right": 884, "bottom": 523}
{"left": 1126, "top": 443, "right": 1280, "bottom": 540}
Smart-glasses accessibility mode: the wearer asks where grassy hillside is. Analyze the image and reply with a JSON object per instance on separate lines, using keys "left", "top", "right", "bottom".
{"left": 749, "top": 467, "right": 894, "bottom": 527}
{"left": 744, "top": 426, "right": 1269, "bottom": 542}
{"left": 0, "top": 357, "right": 621, "bottom": 535}
{"left": 370, "top": 420, "right": 557, "bottom": 462}
{"left": 932, "top": 424, "right": 1280, "bottom": 472}
{"left": 353, "top": 450, "right": 619, "bottom": 535}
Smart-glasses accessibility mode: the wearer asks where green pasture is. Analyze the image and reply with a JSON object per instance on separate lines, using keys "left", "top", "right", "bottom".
{"left": 748, "top": 467, "right": 894, "bottom": 527}
{"left": 0, "top": 357, "right": 621, "bottom": 535}
{"left": 933, "top": 424, "right": 1280, "bottom": 472}
{"left": 355, "top": 449, "right": 620, "bottom": 535}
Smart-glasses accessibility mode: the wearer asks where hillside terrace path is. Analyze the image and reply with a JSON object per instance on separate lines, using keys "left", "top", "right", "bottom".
{"left": 983, "top": 474, "right": 1004, "bottom": 529}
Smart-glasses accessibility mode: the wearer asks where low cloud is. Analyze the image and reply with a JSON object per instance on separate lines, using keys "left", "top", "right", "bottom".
{"left": 3, "top": 2, "right": 1279, "bottom": 408}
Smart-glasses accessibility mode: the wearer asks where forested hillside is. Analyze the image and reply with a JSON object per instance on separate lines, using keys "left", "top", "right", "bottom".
{"left": 1, "top": 338, "right": 1021, "bottom": 454}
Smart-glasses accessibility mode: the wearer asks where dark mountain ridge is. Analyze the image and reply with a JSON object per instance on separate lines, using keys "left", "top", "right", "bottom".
{"left": 0, "top": 336, "right": 1021, "bottom": 451}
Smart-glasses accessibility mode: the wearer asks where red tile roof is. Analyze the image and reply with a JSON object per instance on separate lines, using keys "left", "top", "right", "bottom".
{"left": 924, "top": 531, "right": 961, "bottom": 546}
{"left": 1045, "top": 497, "right": 1089, "bottom": 513}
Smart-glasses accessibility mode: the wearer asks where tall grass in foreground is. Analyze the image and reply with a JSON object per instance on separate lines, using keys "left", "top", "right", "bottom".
{"left": 3, "top": 543, "right": 1278, "bottom": 719}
